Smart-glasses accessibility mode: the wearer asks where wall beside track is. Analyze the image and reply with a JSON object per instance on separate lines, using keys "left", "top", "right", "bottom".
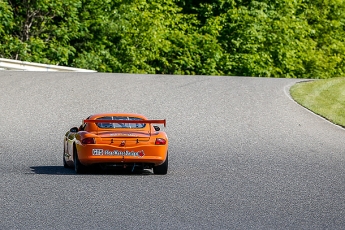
{"left": 0, "top": 58, "right": 96, "bottom": 72}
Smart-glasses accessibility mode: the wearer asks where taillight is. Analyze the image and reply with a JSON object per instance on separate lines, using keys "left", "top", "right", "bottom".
{"left": 155, "top": 138, "right": 166, "bottom": 145}
{"left": 82, "top": 138, "right": 95, "bottom": 144}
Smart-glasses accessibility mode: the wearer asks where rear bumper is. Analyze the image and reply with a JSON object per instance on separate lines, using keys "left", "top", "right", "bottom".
{"left": 76, "top": 144, "right": 167, "bottom": 166}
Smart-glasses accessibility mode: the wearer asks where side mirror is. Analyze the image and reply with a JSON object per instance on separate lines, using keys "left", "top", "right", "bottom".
{"left": 153, "top": 126, "right": 160, "bottom": 131}
{"left": 70, "top": 127, "right": 79, "bottom": 133}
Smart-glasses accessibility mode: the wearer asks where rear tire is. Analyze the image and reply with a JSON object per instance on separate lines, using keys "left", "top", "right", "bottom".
{"left": 63, "top": 145, "right": 70, "bottom": 168}
{"left": 74, "top": 146, "right": 87, "bottom": 174}
{"left": 153, "top": 153, "right": 168, "bottom": 175}
{"left": 63, "top": 155, "right": 69, "bottom": 168}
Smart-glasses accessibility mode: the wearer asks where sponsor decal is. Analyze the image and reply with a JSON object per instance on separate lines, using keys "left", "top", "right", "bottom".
{"left": 109, "top": 133, "right": 137, "bottom": 137}
{"left": 92, "top": 149, "right": 144, "bottom": 157}
{"left": 92, "top": 149, "right": 103, "bottom": 156}
{"left": 138, "top": 150, "right": 145, "bottom": 157}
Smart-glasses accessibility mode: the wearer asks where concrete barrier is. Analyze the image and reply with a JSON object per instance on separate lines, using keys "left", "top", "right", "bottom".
{"left": 0, "top": 58, "right": 97, "bottom": 72}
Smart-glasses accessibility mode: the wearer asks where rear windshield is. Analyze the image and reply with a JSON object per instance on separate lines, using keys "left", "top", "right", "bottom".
{"left": 96, "top": 116, "right": 146, "bottom": 129}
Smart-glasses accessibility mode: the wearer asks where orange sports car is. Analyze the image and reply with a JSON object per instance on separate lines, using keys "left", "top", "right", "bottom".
{"left": 63, "top": 113, "right": 168, "bottom": 174}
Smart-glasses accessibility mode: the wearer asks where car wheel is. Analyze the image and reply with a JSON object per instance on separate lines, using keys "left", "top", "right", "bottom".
{"left": 153, "top": 153, "right": 168, "bottom": 175}
{"left": 74, "top": 146, "right": 87, "bottom": 174}
{"left": 63, "top": 147, "right": 69, "bottom": 168}
{"left": 63, "top": 155, "right": 69, "bottom": 168}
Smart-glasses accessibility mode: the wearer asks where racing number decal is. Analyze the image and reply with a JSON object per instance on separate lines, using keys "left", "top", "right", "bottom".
{"left": 92, "top": 149, "right": 103, "bottom": 155}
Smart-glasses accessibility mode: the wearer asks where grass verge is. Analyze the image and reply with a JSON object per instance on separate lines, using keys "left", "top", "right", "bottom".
{"left": 290, "top": 77, "right": 345, "bottom": 128}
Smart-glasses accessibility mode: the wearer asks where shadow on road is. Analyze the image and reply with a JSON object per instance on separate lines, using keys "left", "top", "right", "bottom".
{"left": 29, "top": 166, "right": 153, "bottom": 175}
{"left": 29, "top": 166, "right": 75, "bottom": 175}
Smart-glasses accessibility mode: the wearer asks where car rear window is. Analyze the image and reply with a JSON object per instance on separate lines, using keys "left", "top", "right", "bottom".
{"left": 96, "top": 116, "right": 146, "bottom": 129}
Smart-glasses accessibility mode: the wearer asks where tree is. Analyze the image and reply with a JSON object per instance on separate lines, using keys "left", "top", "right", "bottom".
{"left": 1, "top": 0, "right": 344, "bottom": 77}
{"left": 4, "top": 0, "right": 81, "bottom": 64}
{"left": 196, "top": 0, "right": 345, "bottom": 78}
{"left": 72, "top": 0, "right": 223, "bottom": 74}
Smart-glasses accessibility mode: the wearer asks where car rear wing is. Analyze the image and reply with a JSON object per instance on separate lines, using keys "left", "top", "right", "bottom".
{"left": 84, "top": 119, "right": 166, "bottom": 127}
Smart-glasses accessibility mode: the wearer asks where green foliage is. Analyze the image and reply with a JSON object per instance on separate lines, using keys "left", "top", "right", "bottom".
{"left": 1, "top": 0, "right": 345, "bottom": 78}
{"left": 212, "top": 0, "right": 345, "bottom": 78}
{"left": 0, "top": 0, "right": 16, "bottom": 57}
{"left": 302, "top": 0, "right": 345, "bottom": 78}
{"left": 2, "top": 0, "right": 81, "bottom": 64}
{"left": 71, "top": 0, "right": 223, "bottom": 74}
{"left": 0, "top": 0, "right": 12, "bottom": 35}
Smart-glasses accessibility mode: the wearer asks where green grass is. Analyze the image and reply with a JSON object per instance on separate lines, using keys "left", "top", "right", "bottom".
{"left": 290, "top": 77, "right": 345, "bottom": 127}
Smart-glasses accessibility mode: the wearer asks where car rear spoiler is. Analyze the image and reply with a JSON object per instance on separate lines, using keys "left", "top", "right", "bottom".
{"left": 84, "top": 119, "right": 166, "bottom": 127}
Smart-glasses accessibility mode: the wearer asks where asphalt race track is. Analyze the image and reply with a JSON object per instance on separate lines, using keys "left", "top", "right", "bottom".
{"left": 1, "top": 72, "right": 345, "bottom": 229}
